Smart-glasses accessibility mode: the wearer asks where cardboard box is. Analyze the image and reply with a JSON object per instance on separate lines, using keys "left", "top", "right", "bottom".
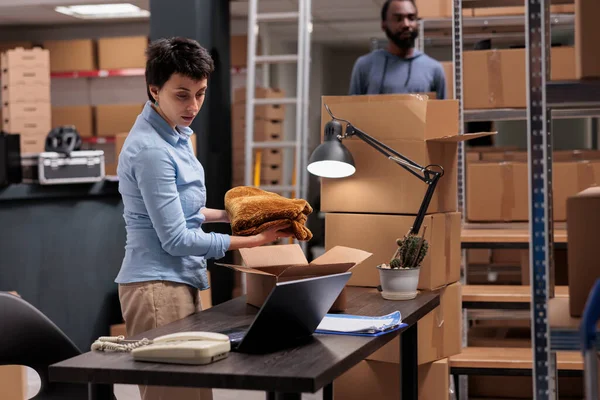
{"left": 464, "top": 47, "right": 576, "bottom": 109}
{"left": 43, "top": 39, "right": 95, "bottom": 72}
{"left": 98, "top": 36, "right": 148, "bottom": 70}
{"left": 231, "top": 35, "right": 248, "bottom": 67}
{"left": 467, "top": 161, "right": 600, "bottom": 222}
{"left": 232, "top": 118, "right": 284, "bottom": 145}
{"left": 233, "top": 103, "right": 285, "bottom": 121}
{"left": 233, "top": 86, "right": 285, "bottom": 104}
{"left": 334, "top": 358, "right": 449, "bottom": 400}
{"left": 325, "top": 212, "right": 460, "bottom": 290}
{"left": 2, "top": 103, "right": 51, "bottom": 139}
{"left": 233, "top": 148, "right": 283, "bottom": 166}
{"left": 492, "top": 249, "right": 521, "bottom": 265}
{"left": 1, "top": 47, "right": 49, "bottom": 70}
{"left": 1, "top": 49, "right": 50, "bottom": 87}
{"left": 468, "top": 249, "right": 491, "bottom": 265}
{"left": 567, "top": 186, "right": 600, "bottom": 317}
{"left": 576, "top": 0, "right": 600, "bottom": 78}
{"left": 51, "top": 106, "right": 94, "bottom": 138}
{"left": 216, "top": 244, "right": 372, "bottom": 311}
{"left": 2, "top": 83, "right": 50, "bottom": 104}
{"left": 319, "top": 94, "right": 494, "bottom": 215}
{"left": 95, "top": 104, "right": 143, "bottom": 137}
{"left": 367, "top": 282, "right": 462, "bottom": 365}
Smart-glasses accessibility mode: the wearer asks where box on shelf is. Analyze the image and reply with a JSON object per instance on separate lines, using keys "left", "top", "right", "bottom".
{"left": 319, "top": 94, "right": 495, "bottom": 215}
{"left": 231, "top": 35, "right": 248, "bottom": 68}
{"left": 216, "top": 244, "right": 372, "bottom": 311}
{"left": 334, "top": 358, "right": 449, "bottom": 400}
{"left": 232, "top": 118, "right": 284, "bottom": 144}
{"left": 233, "top": 148, "right": 283, "bottom": 166}
{"left": 233, "top": 87, "right": 285, "bottom": 104}
{"left": 95, "top": 104, "right": 143, "bottom": 137}
{"left": 42, "top": 39, "right": 95, "bottom": 72}
{"left": 467, "top": 249, "right": 491, "bottom": 265}
{"left": 567, "top": 186, "right": 600, "bottom": 317}
{"left": 464, "top": 47, "right": 576, "bottom": 109}
{"left": 51, "top": 106, "right": 94, "bottom": 138}
{"left": 473, "top": 4, "right": 574, "bottom": 17}
{"left": 0, "top": 46, "right": 49, "bottom": 70}
{"left": 232, "top": 103, "right": 285, "bottom": 121}
{"left": 97, "top": 36, "right": 148, "bottom": 70}
{"left": 2, "top": 83, "right": 50, "bottom": 104}
{"left": 2, "top": 104, "right": 51, "bottom": 149}
{"left": 576, "top": 0, "right": 600, "bottom": 79}
{"left": 366, "top": 282, "right": 461, "bottom": 365}
{"left": 467, "top": 160, "right": 600, "bottom": 221}
{"left": 325, "top": 212, "right": 460, "bottom": 290}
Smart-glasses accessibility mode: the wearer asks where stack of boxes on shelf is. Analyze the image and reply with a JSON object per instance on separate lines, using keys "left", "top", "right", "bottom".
{"left": 42, "top": 36, "right": 148, "bottom": 174}
{"left": 1, "top": 47, "right": 51, "bottom": 153}
{"left": 320, "top": 94, "right": 492, "bottom": 399}
{"left": 231, "top": 86, "right": 285, "bottom": 188}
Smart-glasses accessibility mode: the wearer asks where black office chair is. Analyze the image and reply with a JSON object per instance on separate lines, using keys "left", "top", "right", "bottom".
{"left": 0, "top": 291, "right": 91, "bottom": 399}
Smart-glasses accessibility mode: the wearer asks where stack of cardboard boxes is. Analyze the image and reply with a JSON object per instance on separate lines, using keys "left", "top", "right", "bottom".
{"left": 1, "top": 47, "right": 51, "bottom": 153}
{"left": 43, "top": 36, "right": 148, "bottom": 175}
{"left": 318, "top": 94, "right": 493, "bottom": 399}
{"left": 231, "top": 86, "right": 285, "bottom": 187}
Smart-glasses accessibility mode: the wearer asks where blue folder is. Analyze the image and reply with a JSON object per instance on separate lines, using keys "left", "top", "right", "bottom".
{"left": 315, "top": 311, "right": 408, "bottom": 337}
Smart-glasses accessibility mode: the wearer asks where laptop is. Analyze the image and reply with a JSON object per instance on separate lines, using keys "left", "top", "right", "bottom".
{"left": 221, "top": 272, "right": 352, "bottom": 354}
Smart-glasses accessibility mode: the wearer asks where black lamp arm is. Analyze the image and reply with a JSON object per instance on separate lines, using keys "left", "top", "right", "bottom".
{"left": 343, "top": 122, "right": 443, "bottom": 235}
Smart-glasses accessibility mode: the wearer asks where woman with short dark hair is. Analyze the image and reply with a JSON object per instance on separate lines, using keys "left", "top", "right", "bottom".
{"left": 114, "top": 37, "right": 290, "bottom": 400}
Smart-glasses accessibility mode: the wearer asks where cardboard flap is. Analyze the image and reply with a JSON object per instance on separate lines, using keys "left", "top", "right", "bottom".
{"left": 426, "top": 132, "right": 497, "bottom": 143}
{"left": 278, "top": 262, "right": 357, "bottom": 278}
{"left": 239, "top": 244, "right": 308, "bottom": 267}
{"left": 310, "top": 246, "right": 373, "bottom": 267}
{"left": 214, "top": 263, "right": 276, "bottom": 276}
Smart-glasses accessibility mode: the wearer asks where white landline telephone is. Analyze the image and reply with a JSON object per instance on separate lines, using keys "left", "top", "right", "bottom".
{"left": 92, "top": 331, "right": 231, "bottom": 365}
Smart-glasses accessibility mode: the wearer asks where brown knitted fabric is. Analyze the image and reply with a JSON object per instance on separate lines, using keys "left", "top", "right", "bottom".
{"left": 225, "top": 186, "right": 313, "bottom": 241}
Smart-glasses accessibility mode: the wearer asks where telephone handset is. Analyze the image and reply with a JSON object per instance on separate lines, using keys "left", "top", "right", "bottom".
{"left": 92, "top": 331, "right": 231, "bottom": 365}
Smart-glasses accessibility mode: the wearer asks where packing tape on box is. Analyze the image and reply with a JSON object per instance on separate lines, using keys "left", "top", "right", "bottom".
{"left": 501, "top": 162, "right": 515, "bottom": 221}
{"left": 487, "top": 50, "right": 504, "bottom": 108}
{"left": 577, "top": 161, "right": 597, "bottom": 191}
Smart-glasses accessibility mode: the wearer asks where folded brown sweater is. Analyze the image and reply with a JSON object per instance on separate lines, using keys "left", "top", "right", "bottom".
{"left": 224, "top": 186, "right": 313, "bottom": 241}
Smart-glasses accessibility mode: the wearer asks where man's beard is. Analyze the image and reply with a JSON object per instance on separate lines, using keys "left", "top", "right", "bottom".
{"left": 385, "top": 27, "right": 418, "bottom": 50}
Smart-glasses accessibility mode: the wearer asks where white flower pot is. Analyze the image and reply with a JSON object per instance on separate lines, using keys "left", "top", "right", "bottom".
{"left": 377, "top": 265, "right": 421, "bottom": 300}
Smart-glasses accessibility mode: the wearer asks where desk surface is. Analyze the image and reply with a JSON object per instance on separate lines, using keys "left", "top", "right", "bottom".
{"left": 49, "top": 287, "right": 439, "bottom": 394}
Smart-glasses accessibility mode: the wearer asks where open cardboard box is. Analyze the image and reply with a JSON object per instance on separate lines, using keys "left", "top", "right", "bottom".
{"left": 319, "top": 94, "right": 496, "bottom": 215}
{"left": 217, "top": 244, "right": 372, "bottom": 311}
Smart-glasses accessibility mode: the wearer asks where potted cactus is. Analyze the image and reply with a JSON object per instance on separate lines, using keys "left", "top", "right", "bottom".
{"left": 376, "top": 227, "right": 429, "bottom": 300}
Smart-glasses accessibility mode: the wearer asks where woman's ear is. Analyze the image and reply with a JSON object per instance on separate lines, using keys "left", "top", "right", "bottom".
{"left": 149, "top": 85, "right": 160, "bottom": 102}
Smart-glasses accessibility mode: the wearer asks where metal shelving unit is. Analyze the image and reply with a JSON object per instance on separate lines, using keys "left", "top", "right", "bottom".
{"left": 453, "top": 1, "right": 600, "bottom": 399}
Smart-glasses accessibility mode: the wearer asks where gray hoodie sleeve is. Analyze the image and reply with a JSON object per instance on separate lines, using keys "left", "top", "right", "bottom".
{"left": 433, "top": 63, "right": 447, "bottom": 100}
{"left": 349, "top": 56, "right": 369, "bottom": 95}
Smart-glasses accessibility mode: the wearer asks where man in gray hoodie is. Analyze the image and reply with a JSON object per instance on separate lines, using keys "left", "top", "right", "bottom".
{"left": 349, "top": 0, "right": 447, "bottom": 99}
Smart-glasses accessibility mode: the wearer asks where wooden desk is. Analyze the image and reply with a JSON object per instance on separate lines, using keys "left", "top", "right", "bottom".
{"left": 461, "top": 223, "right": 568, "bottom": 249}
{"left": 49, "top": 287, "right": 440, "bottom": 400}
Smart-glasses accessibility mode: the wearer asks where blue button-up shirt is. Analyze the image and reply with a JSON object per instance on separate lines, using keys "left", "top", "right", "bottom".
{"left": 115, "top": 101, "right": 230, "bottom": 290}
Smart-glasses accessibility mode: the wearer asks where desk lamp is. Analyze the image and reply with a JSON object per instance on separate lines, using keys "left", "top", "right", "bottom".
{"left": 307, "top": 104, "right": 444, "bottom": 236}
